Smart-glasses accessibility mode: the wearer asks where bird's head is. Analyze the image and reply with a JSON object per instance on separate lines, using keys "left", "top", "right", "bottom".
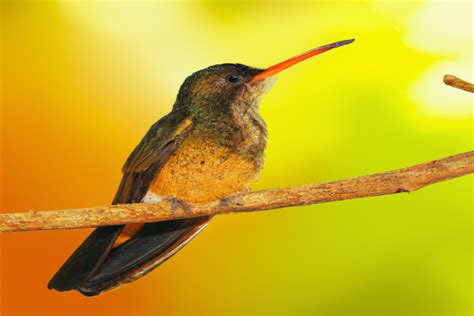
{"left": 173, "top": 39, "right": 355, "bottom": 122}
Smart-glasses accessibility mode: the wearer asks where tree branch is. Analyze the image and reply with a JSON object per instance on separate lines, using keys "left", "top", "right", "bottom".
{"left": 443, "top": 74, "right": 474, "bottom": 93}
{"left": 1, "top": 151, "right": 472, "bottom": 233}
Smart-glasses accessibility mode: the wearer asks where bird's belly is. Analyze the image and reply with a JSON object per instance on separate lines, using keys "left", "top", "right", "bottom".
{"left": 114, "top": 136, "right": 263, "bottom": 247}
{"left": 149, "top": 138, "right": 261, "bottom": 204}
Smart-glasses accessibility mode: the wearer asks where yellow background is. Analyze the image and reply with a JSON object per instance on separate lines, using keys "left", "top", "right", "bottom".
{"left": 1, "top": 1, "right": 472, "bottom": 315}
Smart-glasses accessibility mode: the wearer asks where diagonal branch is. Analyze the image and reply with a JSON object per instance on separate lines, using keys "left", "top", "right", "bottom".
{"left": 443, "top": 74, "right": 474, "bottom": 93}
{"left": 1, "top": 151, "right": 472, "bottom": 233}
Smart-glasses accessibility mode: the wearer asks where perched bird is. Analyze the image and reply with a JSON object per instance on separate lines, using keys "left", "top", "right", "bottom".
{"left": 48, "top": 39, "right": 354, "bottom": 296}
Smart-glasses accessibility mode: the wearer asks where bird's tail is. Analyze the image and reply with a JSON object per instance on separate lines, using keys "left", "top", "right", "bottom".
{"left": 48, "top": 217, "right": 210, "bottom": 296}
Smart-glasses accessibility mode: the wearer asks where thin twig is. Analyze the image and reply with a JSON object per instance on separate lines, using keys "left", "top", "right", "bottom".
{"left": 1, "top": 151, "right": 472, "bottom": 233}
{"left": 443, "top": 74, "right": 474, "bottom": 93}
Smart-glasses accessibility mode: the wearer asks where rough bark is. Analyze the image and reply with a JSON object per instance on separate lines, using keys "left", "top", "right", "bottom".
{"left": 1, "top": 151, "right": 472, "bottom": 232}
{"left": 443, "top": 74, "right": 474, "bottom": 93}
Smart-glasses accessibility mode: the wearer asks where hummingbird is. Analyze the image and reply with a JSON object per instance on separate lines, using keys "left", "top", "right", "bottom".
{"left": 48, "top": 39, "right": 354, "bottom": 296}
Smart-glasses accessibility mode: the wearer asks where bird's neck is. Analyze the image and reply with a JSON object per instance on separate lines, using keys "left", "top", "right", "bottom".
{"left": 189, "top": 106, "right": 267, "bottom": 163}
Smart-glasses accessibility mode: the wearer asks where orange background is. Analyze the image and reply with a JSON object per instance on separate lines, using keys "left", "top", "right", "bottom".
{"left": 1, "top": 1, "right": 472, "bottom": 315}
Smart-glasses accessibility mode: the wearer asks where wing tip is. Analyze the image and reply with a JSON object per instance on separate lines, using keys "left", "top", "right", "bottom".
{"left": 48, "top": 273, "right": 87, "bottom": 292}
{"left": 48, "top": 282, "right": 102, "bottom": 297}
{"left": 47, "top": 226, "right": 124, "bottom": 294}
{"left": 48, "top": 272, "right": 79, "bottom": 292}
{"left": 48, "top": 276, "right": 103, "bottom": 297}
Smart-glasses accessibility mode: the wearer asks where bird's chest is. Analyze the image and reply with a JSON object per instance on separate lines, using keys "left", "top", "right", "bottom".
{"left": 149, "top": 134, "right": 263, "bottom": 204}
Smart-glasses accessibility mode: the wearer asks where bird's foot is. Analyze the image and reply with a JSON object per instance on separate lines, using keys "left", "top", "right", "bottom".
{"left": 169, "top": 197, "right": 193, "bottom": 214}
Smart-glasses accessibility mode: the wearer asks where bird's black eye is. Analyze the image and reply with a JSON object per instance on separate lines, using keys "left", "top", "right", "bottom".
{"left": 226, "top": 74, "right": 240, "bottom": 83}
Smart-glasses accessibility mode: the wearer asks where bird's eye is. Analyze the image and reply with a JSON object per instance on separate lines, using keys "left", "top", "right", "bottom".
{"left": 226, "top": 74, "right": 240, "bottom": 83}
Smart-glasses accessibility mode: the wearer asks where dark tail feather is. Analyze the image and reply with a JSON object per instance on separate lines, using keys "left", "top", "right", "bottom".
{"left": 48, "top": 225, "right": 124, "bottom": 291}
{"left": 77, "top": 217, "right": 210, "bottom": 296}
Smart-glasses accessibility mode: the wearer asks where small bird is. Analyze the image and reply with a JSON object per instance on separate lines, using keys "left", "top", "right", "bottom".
{"left": 48, "top": 39, "right": 354, "bottom": 296}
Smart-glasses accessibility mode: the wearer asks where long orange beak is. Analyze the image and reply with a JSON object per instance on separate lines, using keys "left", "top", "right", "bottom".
{"left": 249, "top": 39, "right": 354, "bottom": 83}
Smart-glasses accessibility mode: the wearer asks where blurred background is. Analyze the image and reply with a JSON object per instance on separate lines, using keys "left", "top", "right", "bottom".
{"left": 0, "top": 1, "right": 472, "bottom": 315}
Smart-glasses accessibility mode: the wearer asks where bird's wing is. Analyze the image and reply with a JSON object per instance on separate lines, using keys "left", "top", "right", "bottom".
{"left": 113, "top": 113, "right": 193, "bottom": 204}
{"left": 48, "top": 112, "right": 194, "bottom": 292}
